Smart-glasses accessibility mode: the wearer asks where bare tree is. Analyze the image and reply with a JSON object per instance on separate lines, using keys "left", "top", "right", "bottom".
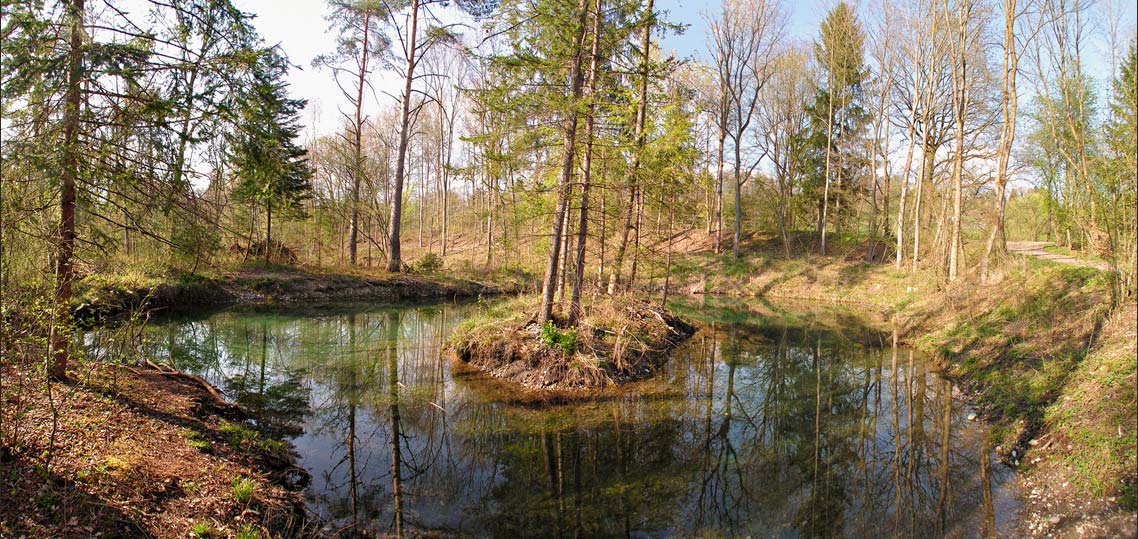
{"left": 756, "top": 42, "right": 812, "bottom": 257}
{"left": 705, "top": 0, "right": 784, "bottom": 259}
{"left": 980, "top": 0, "right": 1043, "bottom": 281}
{"left": 315, "top": 0, "right": 388, "bottom": 266}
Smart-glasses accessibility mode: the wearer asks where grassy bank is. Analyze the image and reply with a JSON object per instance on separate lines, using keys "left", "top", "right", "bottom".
{"left": 902, "top": 261, "right": 1136, "bottom": 535}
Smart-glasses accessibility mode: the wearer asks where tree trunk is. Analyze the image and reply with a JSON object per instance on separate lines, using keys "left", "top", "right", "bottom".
{"left": 820, "top": 64, "right": 837, "bottom": 256}
{"left": 895, "top": 123, "right": 917, "bottom": 269}
{"left": 981, "top": 0, "right": 1018, "bottom": 282}
{"left": 732, "top": 137, "right": 743, "bottom": 259}
{"left": 568, "top": 0, "right": 604, "bottom": 326}
{"left": 349, "top": 10, "right": 372, "bottom": 266}
{"left": 537, "top": 0, "right": 590, "bottom": 326}
{"left": 265, "top": 200, "right": 272, "bottom": 265}
{"left": 49, "top": 0, "right": 84, "bottom": 381}
{"left": 714, "top": 124, "right": 726, "bottom": 254}
{"left": 947, "top": 0, "right": 970, "bottom": 281}
{"left": 911, "top": 138, "right": 932, "bottom": 271}
{"left": 386, "top": 0, "right": 420, "bottom": 272}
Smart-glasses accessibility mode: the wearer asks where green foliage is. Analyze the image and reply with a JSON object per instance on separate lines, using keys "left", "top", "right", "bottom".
{"left": 227, "top": 47, "right": 313, "bottom": 246}
{"left": 183, "top": 429, "right": 213, "bottom": 452}
{"left": 795, "top": 1, "right": 870, "bottom": 227}
{"left": 217, "top": 420, "right": 288, "bottom": 456}
{"left": 541, "top": 321, "right": 578, "bottom": 353}
{"left": 235, "top": 526, "right": 261, "bottom": 539}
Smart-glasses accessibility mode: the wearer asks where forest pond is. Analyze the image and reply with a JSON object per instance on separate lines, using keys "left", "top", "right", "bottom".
{"left": 85, "top": 299, "right": 1020, "bottom": 538}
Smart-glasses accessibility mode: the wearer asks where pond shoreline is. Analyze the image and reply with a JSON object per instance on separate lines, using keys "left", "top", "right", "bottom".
{"left": 79, "top": 297, "right": 1020, "bottom": 537}
{"left": 9, "top": 259, "right": 1131, "bottom": 537}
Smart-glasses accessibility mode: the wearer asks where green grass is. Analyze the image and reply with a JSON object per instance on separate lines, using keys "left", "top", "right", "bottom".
{"left": 231, "top": 476, "right": 256, "bottom": 505}
{"left": 183, "top": 429, "right": 213, "bottom": 452}
{"left": 189, "top": 521, "right": 216, "bottom": 538}
{"left": 235, "top": 526, "right": 261, "bottom": 539}
{"left": 910, "top": 261, "right": 1135, "bottom": 509}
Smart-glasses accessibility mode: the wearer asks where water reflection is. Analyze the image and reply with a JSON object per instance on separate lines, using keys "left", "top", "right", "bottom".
{"left": 85, "top": 301, "right": 1017, "bottom": 538}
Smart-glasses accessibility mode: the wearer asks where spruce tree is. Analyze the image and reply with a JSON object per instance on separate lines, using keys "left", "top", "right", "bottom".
{"left": 227, "top": 49, "right": 314, "bottom": 264}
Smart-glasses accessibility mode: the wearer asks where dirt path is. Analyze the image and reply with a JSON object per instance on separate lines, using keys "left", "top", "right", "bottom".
{"left": 1006, "top": 241, "right": 1112, "bottom": 271}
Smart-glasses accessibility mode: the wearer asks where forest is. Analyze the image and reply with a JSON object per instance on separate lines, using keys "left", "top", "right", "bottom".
{"left": 1, "top": 0, "right": 1136, "bottom": 537}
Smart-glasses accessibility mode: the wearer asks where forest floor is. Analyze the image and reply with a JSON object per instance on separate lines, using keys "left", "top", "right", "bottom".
{"left": 661, "top": 229, "right": 1137, "bottom": 539}
{"left": 0, "top": 362, "right": 313, "bottom": 538}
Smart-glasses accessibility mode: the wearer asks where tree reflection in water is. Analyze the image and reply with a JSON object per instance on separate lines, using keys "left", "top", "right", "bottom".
{"left": 86, "top": 301, "right": 1015, "bottom": 538}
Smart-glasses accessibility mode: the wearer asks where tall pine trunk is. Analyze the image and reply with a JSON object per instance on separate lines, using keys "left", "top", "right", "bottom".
{"left": 606, "top": 0, "right": 654, "bottom": 294}
{"left": 567, "top": 0, "right": 603, "bottom": 325}
{"left": 537, "top": 0, "right": 591, "bottom": 326}
{"left": 349, "top": 10, "right": 372, "bottom": 266}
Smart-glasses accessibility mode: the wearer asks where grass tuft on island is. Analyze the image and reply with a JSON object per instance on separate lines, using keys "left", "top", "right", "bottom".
{"left": 447, "top": 296, "right": 695, "bottom": 391}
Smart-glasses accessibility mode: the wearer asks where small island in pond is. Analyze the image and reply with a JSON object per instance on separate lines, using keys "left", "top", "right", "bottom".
{"left": 448, "top": 297, "right": 695, "bottom": 390}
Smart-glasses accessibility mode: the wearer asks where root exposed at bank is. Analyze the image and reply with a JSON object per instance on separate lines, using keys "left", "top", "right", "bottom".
{"left": 448, "top": 297, "right": 695, "bottom": 391}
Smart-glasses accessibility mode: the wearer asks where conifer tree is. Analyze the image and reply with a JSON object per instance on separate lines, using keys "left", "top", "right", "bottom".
{"left": 227, "top": 49, "right": 314, "bottom": 264}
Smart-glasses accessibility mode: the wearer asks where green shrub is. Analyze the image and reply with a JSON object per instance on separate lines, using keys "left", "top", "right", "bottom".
{"left": 189, "top": 521, "right": 215, "bottom": 538}
{"left": 236, "top": 526, "right": 261, "bottom": 539}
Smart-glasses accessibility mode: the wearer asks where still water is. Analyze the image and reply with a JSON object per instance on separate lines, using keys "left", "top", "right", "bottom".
{"left": 86, "top": 299, "right": 1018, "bottom": 538}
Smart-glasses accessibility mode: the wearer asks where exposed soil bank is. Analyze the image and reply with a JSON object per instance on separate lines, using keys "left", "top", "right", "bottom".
{"left": 0, "top": 363, "right": 313, "bottom": 538}
{"left": 447, "top": 297, "right": 695, "bottom": 392}
{"left": 74, "top": 267, "right": 527, "bottom": 322}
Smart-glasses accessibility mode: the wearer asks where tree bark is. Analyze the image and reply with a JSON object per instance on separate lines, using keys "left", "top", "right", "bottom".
{"left": 349, "top": 10, "right": 372, "bottom": 266}
{"left": 568, "top": 0, "right": 604, "bottom": 326}
{"left": 981, "top": 0, "right": 1019, "bottom": 282}
{"left": 606, "top": 0, "right": 654, "bottom": 294}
